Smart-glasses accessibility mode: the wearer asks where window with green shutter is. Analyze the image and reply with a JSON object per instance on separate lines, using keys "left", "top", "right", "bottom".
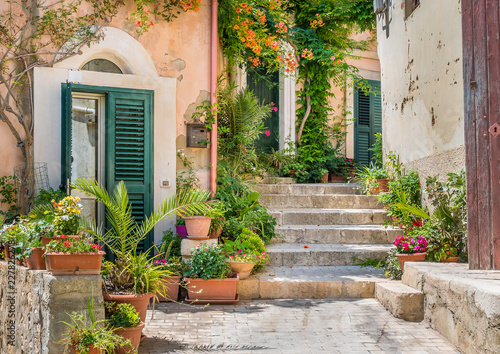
{"left": 354, "top": 80, "right": 382, "bottom": 166}
{"left": 61, "top": 83, "right": 154, "bottom": 254}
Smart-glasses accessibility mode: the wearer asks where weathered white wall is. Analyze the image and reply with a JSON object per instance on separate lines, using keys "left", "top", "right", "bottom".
{"left": 376, "top": 0, "right": 465, "bottom": 177}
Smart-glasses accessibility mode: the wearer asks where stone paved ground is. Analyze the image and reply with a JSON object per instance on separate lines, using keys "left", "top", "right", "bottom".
{"left": 139, "top": 299, "right": 459, "bottom": 354}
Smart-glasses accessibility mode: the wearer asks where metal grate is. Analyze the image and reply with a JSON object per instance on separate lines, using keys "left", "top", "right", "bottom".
{"left": 14, "top": 162, "right": 50, "bottom": 214}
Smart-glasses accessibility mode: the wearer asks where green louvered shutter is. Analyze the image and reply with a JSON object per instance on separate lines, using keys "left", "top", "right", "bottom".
{"left": 106, "top": 91, "right": 154, "bottom": 254}
{"left": 355, "top": 80, "right": 382, "bottom": 166}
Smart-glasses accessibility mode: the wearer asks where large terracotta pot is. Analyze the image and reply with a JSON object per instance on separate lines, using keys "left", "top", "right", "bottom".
{"left": 113, "top": 322, "right": 145, "bottom": 354}
{"left": 226, "top": 261, "right": 254, "bottom": 280}
{"left": 72, "top": 344, "right": 102, "bottom": 354}
{"left": 396, "top": 252, "right": 427, "bottom": 272}
{"left": 44, "top": 251, "right": 105, "bottom": 275}
{"left": 41, "top": 235, "right": 80, "bottom": 247}
{"left": 184, "top": 216, "right": 212, "bottom": 237}
{"left": 185, "top": 275, "right": 239, "bottom": 300}
{"left": 155, "top": 276, "right": 181, "bottom": 302}
{"left": 26, "top": 247, "right": 46, "bottom": 270}
{"left": 103, "top": 293, "right": 153, "bottom": 323}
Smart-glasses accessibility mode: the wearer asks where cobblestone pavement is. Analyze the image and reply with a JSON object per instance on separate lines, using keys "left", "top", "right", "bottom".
{"left": 139, "top": 298, "right": 459, "bottom": 354}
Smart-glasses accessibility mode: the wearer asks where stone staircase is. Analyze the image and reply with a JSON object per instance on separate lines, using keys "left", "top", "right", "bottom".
{"left": 237, "top": 182, "right": 401, "bottom": 299}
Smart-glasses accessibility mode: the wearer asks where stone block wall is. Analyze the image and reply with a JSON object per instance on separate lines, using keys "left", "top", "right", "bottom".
{"left": 403, "top": 262, "right": 500, "bottom": 354}
{"left": 0, "top": 260, "right": 104, "bottom": 353}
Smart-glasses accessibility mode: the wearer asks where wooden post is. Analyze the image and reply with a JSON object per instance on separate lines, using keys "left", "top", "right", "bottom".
{"left": 462, "top": 0, "right": 500, "bottom": 269}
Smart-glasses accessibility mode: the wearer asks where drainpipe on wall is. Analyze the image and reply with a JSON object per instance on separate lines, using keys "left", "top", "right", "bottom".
{"left": 209, "top": 0, "right": 218, "bottom": 195}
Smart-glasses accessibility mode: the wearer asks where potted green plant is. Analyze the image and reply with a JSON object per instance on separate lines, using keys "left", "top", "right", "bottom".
{"left": 354, "top": 163, "right": 389, "bottom": 194}
{"left": 72, "top": 178, "right": 210, "bottom": 323}
{"left": 393, "top": 233, "right": 429, "bottom": 272}
{"left": 44, "top": 236, "right": 105, "bottom": 275}
{"left": 105, "top": 302, "right": 142, "bottom": 354}
{"left": 153, "top": 236, "right": 186, "bottom": 302}
{"left": 325, "top": 155, "right": 347, "bottom": 182}
{"left": 59, "top": 297, "right": 127, "bottom": 354}
{"left": 222, "top": 228, "right": 269, "bottom": 279}
{"left": 183, "top": 204, "right": 213, "bottom": 239}
{"left": 207, "top": 201, "right": 226, "bottom": 239}
{"left": 183, "top": 244, "right": 239, "bottom": 301}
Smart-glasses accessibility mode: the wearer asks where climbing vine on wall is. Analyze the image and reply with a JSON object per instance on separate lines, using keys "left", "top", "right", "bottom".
{"left": 218, "top": 0, "right": 376, "bottom": 181}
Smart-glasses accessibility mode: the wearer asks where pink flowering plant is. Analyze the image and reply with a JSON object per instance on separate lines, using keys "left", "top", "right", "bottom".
{"left": 44, "top": 235, "right": 103, "bottom": 254}
{"left": 222, "top": 228, "right": 269, "bottom": 271}
{"left": 393, "top": 234, "right": 428, "bottom": 255}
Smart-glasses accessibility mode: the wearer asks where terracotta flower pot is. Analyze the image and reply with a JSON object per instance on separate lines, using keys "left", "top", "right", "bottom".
{"left": 4, "top": 243, "right": 14, "bottom": 260}
{"left": 103, "top": 293, "right": 153, "bottom": 323}
{"left": 184, "top": 216, "right": 212, "bottom": 237}
{"left": 329, "top": 173, "right": 346, "bottom": 183}
{"left": 44, "top": 251, "right": 105, "bottom": 275}
{"left": 26, "top": 247, "right": 46, "bottom": 270}
{"left": 72, "top": 344, "right": 102, "bottom": 354}
{"left": 209, "top": 228, "right": 222, "bottom": 239}
{"left": 396, "top": 252, "right": 427, "bottom": 272}
{"left": 321, "top": 173, "right": 329, "bottom": 183}
{"left": 347, "top": 166, "right": 356, "bottom": 178}
{"left": 185, "top": 275, "right": 239, "bottom": 300}
{"left": 113, "top": 322, "right": 145, "bottom": 354}
{"left": 155, "top": 276, "right": 181, "bottom": 302}
{"left": 440, "top": 256, "right": 459, "bottom": 263}
{"left": 41, "top": 235, "right": 80, "bottom": 247}
{"left": 175, "top": 225, "right": 188, "bottom": 239}
{"left": 226, "top": 261, "right": 254, "bottom": 280}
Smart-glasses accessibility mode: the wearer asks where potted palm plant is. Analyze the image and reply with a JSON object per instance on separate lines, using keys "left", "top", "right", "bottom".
{"left": 184, "top": 244, "right": 239, "bottom": 302}
{"left": 72, "top": 178, "right": 211, "bottom": 323}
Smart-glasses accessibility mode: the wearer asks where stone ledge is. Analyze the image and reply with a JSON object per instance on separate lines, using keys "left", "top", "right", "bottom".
{"left": 0, "top": 261, "right": 103, "bottom": 354}
{"left": 403, "top": 262, "right": 500, "bottom": 354}
{"left": 375, "top": 281, "right": 424, "bottom": 322}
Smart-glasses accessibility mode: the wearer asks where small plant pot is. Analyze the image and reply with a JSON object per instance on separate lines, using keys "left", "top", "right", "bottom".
{"left": 185, "top": 275, "right": 239, "bottom": 300}
{"left": 184, "top": 216, "right": 212, "bottom": 237}
{"left": 440, "top": 256, "right": 459, "bottom": 263}
{"left": 72, "top": 344, "right": 103, "bottom": 354}
{"left": 41, "top": 235, "right": 80, "bottom": 247}
{"left": 155, "top": 276, "right": 181, "bottom": 302}
{"left": 4, "top": 243, "right": 14, "bottom": 260}
{"left": 396, "top": 252, "right": 427, "bottom": 272}
{"left": 226, "top": 261, "right": 254, "bottom": 280}
{"left": 113, "top": 322, "right": 145, "bottom": 354}
{"left": 103, "top": 292, "right": 153, "bottom": 323}
{"left": 175, "top": 225, "right": 188, "bottom": 239}
{"left": 321, "top": 173, "right": 329, "bottom": 183}
{"left": 26, "top": 247, "right": 46, "bottom": 270}
{"left": 209, "top": 228, "right": 223, "bottom": 239}
{"left": 44, "top": 251, "right": 105, "bottom": 275}
{"left": 329, "top": 173, "right": 346, "bottom": 183}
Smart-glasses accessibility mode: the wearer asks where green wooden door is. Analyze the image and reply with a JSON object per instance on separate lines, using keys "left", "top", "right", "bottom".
{"left": 61, "top": 84, "right": 154, "bottom": 254}
{"left": 354, "top": 80, "right": 382, "bottom": 166}
{"left": 247, "top": 69, "right": 280, "bottom": 153}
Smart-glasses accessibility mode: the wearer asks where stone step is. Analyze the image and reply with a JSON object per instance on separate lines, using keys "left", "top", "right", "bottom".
{"left": 237, "top": 266, "right": 391, "bottom": 299}
{"left": 260, "top": 194, "right": 382, "bottom": 210}
{"left": 272, "top": 225, "right": 401, "bottom": 244}
{"left": 270, "top": 208, "right": 389, "bottom": 226}
{"left": 266, "top": 243, "right": 393, "bottom": 267}
{"left": 256, "top": 183, "right": 362, "bottom": 196}
{"left": 375, "top": 282, "right": 424, "bottom": 322}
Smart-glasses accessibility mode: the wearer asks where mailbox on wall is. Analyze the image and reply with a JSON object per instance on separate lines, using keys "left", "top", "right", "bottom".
{"left": 186, "top": 122, "right": 208, "bottom": 148}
